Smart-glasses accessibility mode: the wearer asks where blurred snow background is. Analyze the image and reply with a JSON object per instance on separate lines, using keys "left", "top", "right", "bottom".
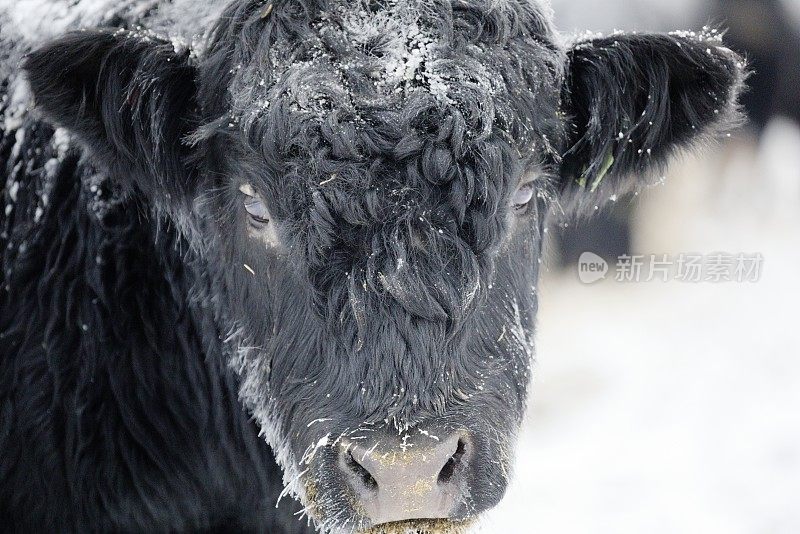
{"left": 548, "top": 0, "right": 800, "bottom": 33}
{"left": 484, "top": 130, "right": 800, "bottom": 534}
{"left": 482, "top": 1, "right": 800, "bottom": 533}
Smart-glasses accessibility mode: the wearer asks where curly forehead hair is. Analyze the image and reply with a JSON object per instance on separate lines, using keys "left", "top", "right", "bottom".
{"left": 197, "top": 0, "right": 563, "bottom": 324}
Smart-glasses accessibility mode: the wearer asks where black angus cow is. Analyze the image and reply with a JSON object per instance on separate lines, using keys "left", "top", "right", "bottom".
{"left": 0, "top": 1, "right": 744, "bottom": 532}
{"left": 709, "top": 0, "right": 800, "bottom": 131}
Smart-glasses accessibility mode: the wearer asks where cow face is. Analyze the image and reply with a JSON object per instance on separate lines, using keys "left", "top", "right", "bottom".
{"left": 24, "top": 0, "right": 744, "bottom": 531}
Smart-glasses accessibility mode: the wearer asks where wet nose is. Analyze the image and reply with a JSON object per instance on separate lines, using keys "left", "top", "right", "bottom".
{"left": 339, "top": 432, "right": 470, "bottom": 526}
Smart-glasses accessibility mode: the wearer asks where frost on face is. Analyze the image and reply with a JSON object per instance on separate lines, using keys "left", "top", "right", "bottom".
{"left": 1, "top": 78, "right": 32, "bottom": 132}
{"left": 231, "top": 0, "right": 504, "bottom": 128}
{"left": 222, "top": 324, "right": 311, "bottom": 518}
{"left": 337, "top": 5, "right": 447, "bottom": 98}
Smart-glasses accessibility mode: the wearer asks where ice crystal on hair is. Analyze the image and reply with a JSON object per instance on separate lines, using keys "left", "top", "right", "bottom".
{"left": 231, "top": 0, "right": 509, "bottom": 126}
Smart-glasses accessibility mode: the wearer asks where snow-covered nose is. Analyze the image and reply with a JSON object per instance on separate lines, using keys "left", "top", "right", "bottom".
{"left": 338, "top": 432, "right": 470, "bottom": 526}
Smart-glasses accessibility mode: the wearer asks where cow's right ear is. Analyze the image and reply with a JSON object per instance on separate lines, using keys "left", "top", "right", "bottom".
{"left": 23, "top": 29, "right": 200, "bottom": 206}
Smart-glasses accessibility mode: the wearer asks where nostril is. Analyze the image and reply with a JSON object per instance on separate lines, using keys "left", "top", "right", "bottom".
{"left": 342, "top": 434, "right": 469, "bottom": 525}
{"left": 344, "top": 450, "right": 378, "bottom": 492}
{"left": 437, "top": 438, "right": 467, "bottom": 485}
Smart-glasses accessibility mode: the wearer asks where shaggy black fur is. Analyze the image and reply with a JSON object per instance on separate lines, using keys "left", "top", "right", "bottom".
{"left": 0, "top": 81, "right": 309, "bottom": 534}
{"left": 20, "top": 29, "right": 202, "bottom": 209}
{"left": 1, "top": 0, "right": 745, "bottom": 532}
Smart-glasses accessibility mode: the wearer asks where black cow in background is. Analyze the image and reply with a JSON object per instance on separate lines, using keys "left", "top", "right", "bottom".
{"left": 0, "top": 0, "right": 744, "bottom": 532}
{"left": 709, "top": 0, "right": 800, "bottom": 131}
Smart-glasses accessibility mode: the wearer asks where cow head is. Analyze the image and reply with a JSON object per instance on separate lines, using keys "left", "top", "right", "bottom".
{"left": 24, "top": 0, "right": 744, "bottom": 531}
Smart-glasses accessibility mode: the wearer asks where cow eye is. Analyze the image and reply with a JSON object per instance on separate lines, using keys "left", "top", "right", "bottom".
{"left": 239, "top": 183, "right": 270, "bottom": 225}
{"left": 244, "top": 198, "right": 270, "bottom": 224}
{"left": 512, "top": 182, "right": 535, "bottom": 212}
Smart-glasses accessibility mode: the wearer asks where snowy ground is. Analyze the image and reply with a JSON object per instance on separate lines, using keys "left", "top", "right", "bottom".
{"left": 482, "top": 121, "right": 800, "bottom": 534}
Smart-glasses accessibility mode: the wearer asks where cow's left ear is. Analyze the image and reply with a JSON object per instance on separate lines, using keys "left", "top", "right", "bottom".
{"left": 24, "top": 29, "right": 200, "bottom": 206}
{"left": 558, "top": 32, "right": 746, "bottom": 215}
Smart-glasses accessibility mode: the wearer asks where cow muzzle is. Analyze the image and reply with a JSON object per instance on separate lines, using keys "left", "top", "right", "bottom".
{"left": 338, "top": 431, "right": 471, "bottom": 526}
